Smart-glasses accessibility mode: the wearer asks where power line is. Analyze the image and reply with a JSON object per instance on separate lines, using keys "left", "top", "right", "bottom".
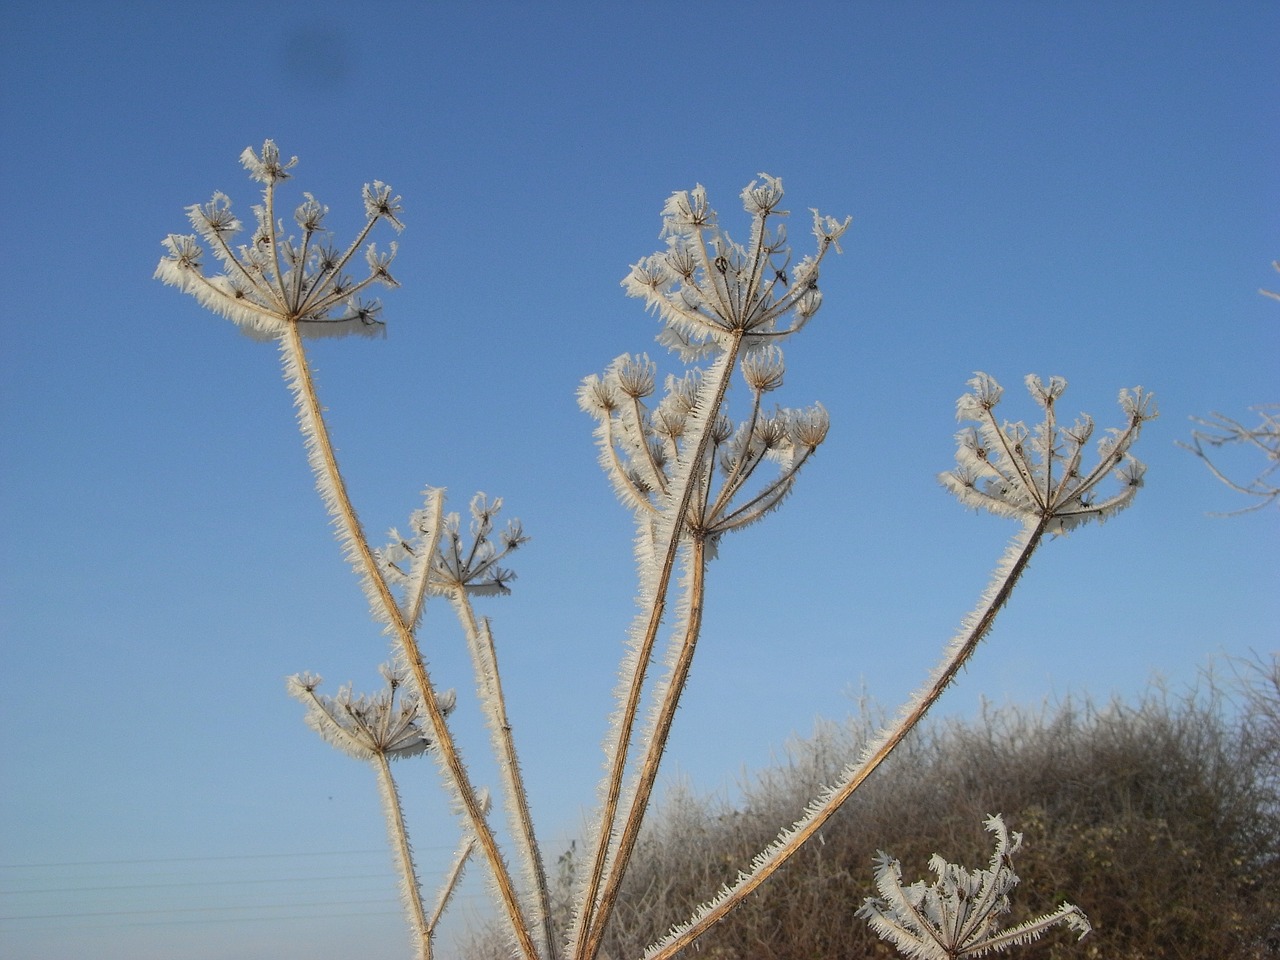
{"left": 0, "top": 872, "right": 391, "bottom": 895}
{"left": 0, "top": 848, "right": 450, "bottom": 870}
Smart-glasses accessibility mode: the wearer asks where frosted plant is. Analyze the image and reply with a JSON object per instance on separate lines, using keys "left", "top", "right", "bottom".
{"left": 156, "top": 143, "right": 548, "bottom": 960}
{"left": 1178, "top": 406, "right": 1280, "bottom": 514}
{"left": 157, "top": 145, "right": 1153, "bottom": 960}
{"left": 858, "top": 815, "right": 1091, "bottom": 959}
{"left": 287, "top": 667, "right": 464, "bottom": 960}
{"left": 1177, "top": 262, "right": 1279, "bottom": 515}
{"left": 570, "top": 177, "right": 844, "bottom": 960}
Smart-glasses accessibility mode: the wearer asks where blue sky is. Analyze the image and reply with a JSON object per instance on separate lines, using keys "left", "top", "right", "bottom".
{"left": 2, "top": 2, "right": 1276, "bottom": 958}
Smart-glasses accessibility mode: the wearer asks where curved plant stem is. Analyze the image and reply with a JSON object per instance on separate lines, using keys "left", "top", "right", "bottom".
{"left": 641, "top": 516, "right": 1050, "bottom": 960}
{"left": 278, "top": 321, "right": 540, "bottom": 960}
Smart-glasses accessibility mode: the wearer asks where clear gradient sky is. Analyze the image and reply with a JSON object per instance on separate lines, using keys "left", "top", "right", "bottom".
{"left": 2, "top": 2, "right": 1277, "bottom": 959}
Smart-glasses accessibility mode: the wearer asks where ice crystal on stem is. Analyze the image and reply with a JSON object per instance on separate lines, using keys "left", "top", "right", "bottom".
{"left": 858, "top": 815, "right": 1091, "bottom": 960}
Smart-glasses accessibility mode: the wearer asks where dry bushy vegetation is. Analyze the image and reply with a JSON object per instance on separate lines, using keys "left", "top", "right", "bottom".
{"left": 464, "top": 658, "right": 1278, "bottom": 960}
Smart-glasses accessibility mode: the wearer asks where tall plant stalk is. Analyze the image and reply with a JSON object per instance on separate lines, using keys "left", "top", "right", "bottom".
{"left": 156, "top": 144, "right": 1155, "bottom": 960}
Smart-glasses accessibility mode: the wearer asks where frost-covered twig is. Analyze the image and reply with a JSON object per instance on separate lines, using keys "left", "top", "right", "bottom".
{"left": 1177, "top": 262, "right": 1279, "bottom": 515}
{"left": 1178, "top": 406, "right": 1279, "bottom": 514}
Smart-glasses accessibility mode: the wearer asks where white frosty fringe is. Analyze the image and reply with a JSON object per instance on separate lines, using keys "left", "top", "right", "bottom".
{"left": 640, "top": 521, "right": 1047, "bottom": 960}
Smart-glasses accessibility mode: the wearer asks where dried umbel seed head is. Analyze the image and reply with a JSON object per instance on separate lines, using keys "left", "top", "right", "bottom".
{"left": 621, "top": 175, "right": 850, "bottom": 353}
{"left": 613, "top": 354, "right": 657, "bottom": 399}
{"left": 941, "top": 372, "right": 1156, "bottom": 533}
{"left": 286, "top": 667, "right": 447, "bottom": 762}
{"left": 578, "top": 373, "right": 621, "bottom": 419}
{"left": 155, "top": 140, "right": 404, "bottom": 340}
{"left": 741, "top": 345, "right": 786, "bottom": 393}
{"left": 740, "top": 173, "right": 787, "bottom": 216}
{"left": 789, "top": 404, "right": 830, "bottom": 448}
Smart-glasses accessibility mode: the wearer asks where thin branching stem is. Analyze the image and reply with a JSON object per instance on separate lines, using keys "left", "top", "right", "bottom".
{"left": 709, "top": 389, "right": 765, "bottom": 517}
{"left": 714, "top": 446, "right": 815, "bottom": 530}
{"left": 371, "top": 751, "right": 431, "bottom": 960}
{"left": 428, "top": 834, "right": 478, "bottom": 936}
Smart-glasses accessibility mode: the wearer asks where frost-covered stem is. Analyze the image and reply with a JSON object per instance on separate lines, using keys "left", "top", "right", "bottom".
{"left": 627, "top": 394, "right": 669, "bottom": 498}
{"left": 264, "top": 178, "right": 291, "bottom": 308}
{"left": 278, "top": 323, "right": 539, "bottom": 960}
{"left": 716, "top": 445, "right": 816, "bottom": 530}
{"left": 642, "top": 517, "right": 1049, "bottom": 960}
{"left": 372, "top": 750, "right": 431, "bottom": 960}
{"left": 581, "top": 535, "right": 708, "bottom": 959}
{"left": 572, "top": 338, "right": 743, "bottom": 960}
{"left": 709, "top": 389, "right": 765, "bottom": 516}
{"left": 449, "top": 589, "right": 555, "bottom": 960}
{"left": 599, "top": 414, "right": 658, "bottom": 516}
{"left": 404, "top": 492, "right": 445, "bottom": 632}
{"left": 298, "top": 214, "right": 380, "bottom": 316}
{"left": 985, "top": 406, "right": 1043, "bottom": 511}
{"left": 428, "top": 834, "right": 478, "bottom": 935}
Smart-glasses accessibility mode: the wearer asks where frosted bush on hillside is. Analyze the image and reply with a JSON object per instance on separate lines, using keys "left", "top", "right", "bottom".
{"left": 156, "top": 141, "right": 1156, "bottom": 960}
